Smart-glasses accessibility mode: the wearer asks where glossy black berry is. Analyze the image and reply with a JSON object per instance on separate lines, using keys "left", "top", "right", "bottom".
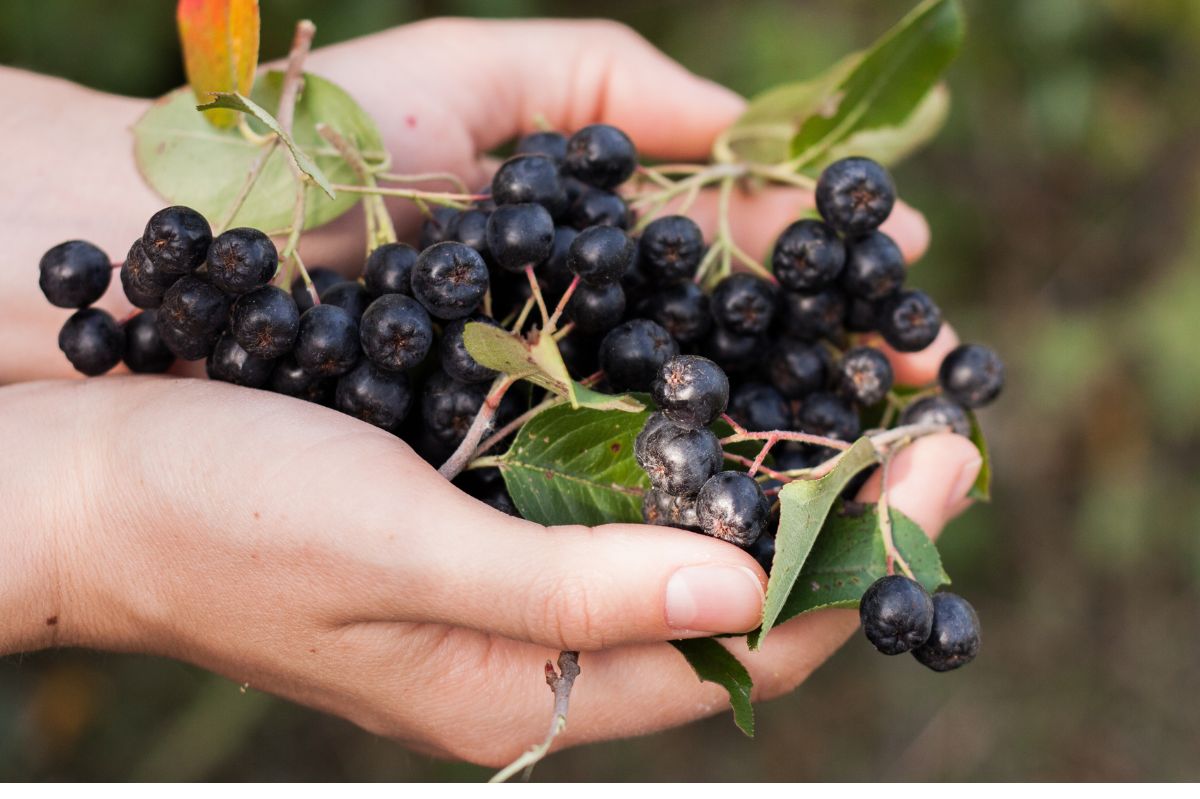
{"left": 486, "top": 203, "right": 555, "bottom": 272}
{"left": 563, "top": 124, "right": 637, "bottom": 189}
{"left": 837, "top": 346, "right": 894, "bottom": 407}
{"left": 268, "top": 354, "right": 333, "bottom": 404}
{"left": 568, "top": 187, "right": 630, "bottom": 229}
{"left": 815, "top": 157, "right": 896, "bottom": 235}
{"left": 565, "top": 281, "right": 625, "bottom": 334}
{"left": 648, "top": 282, "right": 711, "bottom": 345}
{"left": 440, "top": 317, "right": 500, "bottom": 384}
{"left": 745, "top": 532, "right": 775, "bottom": 573}
{"left": 141, "top": 205, "right": 212, "bottom": 274}
{"left": 797, "top": 391, "right": 861, "bottom": 443}
{"left": 842, "top": 231, "right": 906, "bottom": 302}
{"left": 779, "top": 288, "right": 845, "bottom": 341}
{"left": 421, "top": 370, "right": 488, "bottom": 444}
{"left": 335, "top": 360, "right": 413, "bottom": 432}
{"left": 599, "top": 319, "right": 678, "bottom": 392}
{"left": 543, "top": 226, "right": 580, "bottom": 297}
{"left": 450, "top": 209, "right": 492, "bottom": 263}
{"left": 878, "top": 289, "right": 942, "bottom": 353}
{"left": 364, "top": 243, "right": 418, "bottom": 297}
{"left": 652, "top": 354, "right": 729, "bottom": 430}
{"left": 938, "top": 344, "right": 1005, "bottom": 409}
{"left": 411, "top": 242, "right": 489, "bottom": 320}
{"left": 158, "top": 275, "right": 230, "bottom": 338}
{"left": 711, "top": 274, "right": 777, "bottom": 336}
{"left": 120, "top": 240, "right": 178, "bottom": 309}
{"left": 360, "top": 293, "right": 433, "bottom": 372}
{"left": 39, "top": 240, "right": 112, "bottom": 308}
{"left": 641, "top": 488, "right": 701, "bottom": 532}
{"left": 419, "top": 206, "right": 460, "bottom": 250}
{"left": 156, "top": 319, "right": 219, "bottom": 361}
{"left": 556, "top": 330, "right": 601, "bottom": 380}
{"left": 636, "top": 420, "right": 722, "bottom": 497}
{"left": 292, "top": 267, "right": 342, "bottom": 312}
{"left": 912, "top": 592, "right": 981, "bottom": 672}
{"left": 900, "top": 395, "right": 972, "bottom": 438}
{"left": 59, "top": 308, "right": 123, "bottom": 376}
{"left": 206, "top": 332, "right": 275, "bottom": 388}
{"left": 321, "top": 280, "right": 372, "bottom": 322}
{"left": 767, "top": 339, "right": 830, "bottom": 399}
{"left": 230, "top": 285, "right": 299, "bottom": 359}
{"left": 205, "top": 227, "right": 278, "bottom": 295}
{"left": 860, "top": 575, "right": 935, "bottom": 656}
{"left": 514, "top": 130, "right": 568, "bottom": 162}
{"left": 703, "top": 327, "right": 766, "bottom": 376}
{"left": 294, "top": 304, "right": 360, "bottom": 377}
{"left": 771, "top": 219, "right": 846, "bottom": 292}
{"left": 638, "top": 215, "right": 704, "bottom": 286}
{"left": 567, "top": 225, "right": 634, "bottom": 286}
{"left": 696, "top": 471, "right": 771, "bottom": 547}
{"left": 728, "top": 382, "right": 792, "bottom": 432}
{"left": 491, "top": 154, "right": 566, "bottom": 216}
{"left": 121, "top": 311, "right": 175, "bottom": 374}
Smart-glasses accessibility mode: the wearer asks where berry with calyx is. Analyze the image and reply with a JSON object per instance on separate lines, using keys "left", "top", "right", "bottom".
{"left": 491, "top": 154, "right": 567, "bottom": 216}
{"left": 641, "top": 488, "right": 701, "bottom": 532}
{"left": 900, "top": 395, "right": 972, "bottom": 437}
{"left": 878, "top": 289, "right": 942, "bottom": 353}
{"left": 567, "top": 225, "right": 634, "bottom": 286}
{"left": 635, "top": 421, "right": 723, "bottom": 497}
{"left": 599, "top": 319, "right": 678, "bottom": 393}
{"left": 565, "top": 281, "right": 625, "bottom": 333}
{"left": 59, "top": 308, "right": 123, "bottom": 376}
{"left": 703, "top": 327, "right": 766, "bottom": 376}
{"left": 440, "top": 316, "right": 500, "bottom": 384}
{"left": 294, "top": 304, "right": 360, "bottom": 377}
{"left": 568, "top": 187, "right": 630, "bottom": 229}
{"left": 486, "top": 203, "right": 555, "bottom": 272}
{"left": 292, "top": 267, "right": 342, "bottom": 312}
{"left": 360, "top": 293, "right": 433, "bottom": 372}
{"left": 771, "top": 219, "right": 846, "bottom": 292}
{"left": 837, "top": 346, "right": 894, "bottom": 407}
{"left": 158, "top": 275, "right": 230, "bottom": 338}
{"left": 779, "top": 288, "right": 846, "bottom": 341}
{"left": 912, "top": 592, "right": 981, "bottom": 672}
{"left": 421, "top": 370, "right": 489, "bottom": 444}
{"left": 335, "top": 360, "right": 413, "bottom": 432}
{"left": 39, "top": 240, "right": 111, "bottom": 308}
{"left": 411, "top": 242, "right": 489, "bottom": 320}
{"left": 745, "top": 531, "right": 775, "bottom": 573}
{"left": 515, "top": 130, "right": 568, "bottom": 162}
{"left": 648, "top": 282, "right": 711, "bottom": 345}
{"left": 859, "top": 575, "right": 935, "bottom": 655}
{"left": 696, "top": 471, "right": 771, "bottom": 547}
{"left": 122, "top": 311, "right": 175, "bottom": 374}
{"left": 206, "top": 332, "right": 276, "bottom": 388}
{"left": 268, "top": 354, "right": 333, "bottom": 405}
{"left": 230, "top": 286, "right": 300, "bottom": 360}
{"left": 639, "top": 215, "right": 705, "bottom": 286}
{"left": 317, "top": 280, "right": 371, "bottom": 322}
{"left": 797, "top": 391, "right": 860, "bottom": 443}
{"left": 767, "top": 338, "right": 829, "bottom": 399}
{"left": 205, "top": 227, "right": 278, "bottom": 295}
{"left": 563, "top": 124, "right": 637, "bottom": 189}
{"left": 652, "top": 354, "right": 729, "bottom": 430}
{"left": 938, "top": 344, "right": 1005, "bottom": 409}
{"left": 711, "top": 274, "right": 777, "bottom": 336}
{"left": 121, "top": 240, "right": 178, "bottom": 309}
{"left": 815, "top": 157, "right": 896, "bottom": 235}
{"left": 842, "top": 230, "right": 905, "bottom": 302}
{"left": 728, "top": 382, "right": 792, "bottom": 432}
{"left": 419, "top": 206, "right": 459, "bottom": 250}
{"left": 141, "top": 205, "right": 212, "bottom": 275}
{"left": 364, "top": 243, "right": 418, "bottom": 297}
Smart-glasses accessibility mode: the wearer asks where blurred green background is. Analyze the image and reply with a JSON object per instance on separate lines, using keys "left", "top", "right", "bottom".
{"left": 3, "top": 0, "right": 1200, "bottom": 782}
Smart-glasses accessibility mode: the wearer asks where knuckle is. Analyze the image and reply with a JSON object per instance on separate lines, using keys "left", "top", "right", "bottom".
{"left": 529, "top": 571, "right": 611, "bottom": 650}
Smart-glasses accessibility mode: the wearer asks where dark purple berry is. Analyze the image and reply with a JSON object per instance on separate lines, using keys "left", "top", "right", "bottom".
{"left": 206, "top": 332, "right": 275, "bottom": 388}
{"left": 450, "top": 209, "right": 492, "bottom": 263}
{"left": 156, "top": 319, "right": 219, "bottom": 361}
{"left": 568, "top": 187, "right": 630, "bottom": 229}
{"left": 779, "top": 288, "right": 845, "bottom": 341}
{"left": 837, "top": 346, "right": 894, "bottom": 406}
{"left": 360, "top": 293, "right": 433, "bottom": 372}
{"left": 205, "top": 227, "right": 278, "bottom": 295}
{"left": 364, "top": 243, "right": 418, "bottom": 297}
{"left": 336, "top": 361, "right": 413, "bottom": 432}
{"left": 292, "top": 267, "right": 342, "bottom": 312}
{"left": 815, "top": 157, "right": 896, "bottom": 235}
{"left": 638, "top": 215, "right": 704, "bottom": 285}
{"left": 39, "top": 240, "right": 111, "bottom": 308}
{"left": 599, "top": 319, "right": 678, "bottom": 393}
{"left": 563, "top": 124, "right": 637, "bottom": 189}
{"left": 845, "top": 296, "right": 880, "bottom": 333}
{"left": 652, "top": 354, "right": 729, "bottom": 430}
{"left": 486, "top": 203, "right": 555, "bottom": 272}
{"left": 230, "top": 285, "right": 299, "bottom": 359}
{"left": 491, "top": 154, "right": 566, "bottom": 216}
{"left": 320, "top": 280, "right": 372, "bottom": 322}
{"left": 842, "top": 231, "right": 906, "bottom": 302}
{"left": 912, "top": 593, "right": 981, "bottom": 672}
{"left": 767, "top": 339, "right": 830, "bottom": 399}
{"left": 703, "top": 327, "right": 766, "bottom": 376}
{"left": 121, "top": 311, "right": 175, "bottom": 374}
{"left": 440, "top": 317, "right": 500, "bottom": 384}
{"left": 421, "top": 370, "right": 488, "bottom": 444}
{"left": 268, "top": 354, "right": 333, "bottom": 404}
{"left": 635, "top": 421, "right": 723, "bottom": 496}
{"left": 294, "top": 304, "right": 360, "bottom": 377}
{"left": 565, "top": 281, "right": 625, "bottom": 334}
{"left": 567, "top": 225, "right": 634, "bottom": 286}
{"left": 648, "top": 281, "right": 711, "bottom": 345}
{"left": 58, "top": 308, "right": 123, "bottom": 376}
{"left": 543, "top": 226, "right": 580, "bottom": 297}
{"left": 158, "top": 275, "right": 230, "bottom": 338}
{"left": 411, "top": 242, "right": 489, "bottom": 320}
{"left": 878, "top": 289, "right": 942, "bottom": 353}
{"left": 120, "top": 240, "right": 178, "bottom": 309}
{"left": 641, "top": 488, "right": 701, "bottom": 531}
{"left": 939, "top": 344, "right": 1004, "bottom": 409}
{"left": 771, "top": 219, "right": 845, "bottom": 292}
{"left": 860, "top": 575, "right": 935, "bottom": 655}
{"left": 514, "top": 130, "right": 568, "bottom": 162}
{"left": 141, "top": 205, "right": 212, "bottom": 275}
{"left": 900, "top": 395, "right": 972, "bottom": 438}
{"left": 745, "top": 532, "right": 775, "bottom": 573}
{"left": 711, "top": 274, "right": 777, "bottom": 336}
{"left": 797, "top": 391, "right": 860, "bottom": 443}
{"left": 419, "top": 207, "right": 460, "bottom": 250}
{"left": 728, "top": 382, "right": 791, "bottom": 432}
{"left": 696, "top": 471, "right": 770, "bottom": 547}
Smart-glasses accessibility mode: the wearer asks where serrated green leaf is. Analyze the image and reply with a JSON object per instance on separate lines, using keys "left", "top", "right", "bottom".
{"left": 966, "top": 410, "right": 992, "bottom": 501}
{"left": 197, "top": 91, "right": 335, "bottom": 198}
{"left": 498, "top": 404, "right": 650, "bottom": 525}
{"left": 751, "top": 438, "right": 880, "bottom": 648}
{"left": 669, "top": 639, "right": 754, "bottom": 737}
{"left": 791, "top": 0, "right": 964, "bottom": 167}
{"left": 134, "top": 70, "right": 385, "bottom": 232}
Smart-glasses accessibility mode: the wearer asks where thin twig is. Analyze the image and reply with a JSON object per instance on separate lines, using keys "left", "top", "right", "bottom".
{"left": 545, "top": 275, "right": 579, "bottom": 331}
{"left": 215, "top": 138, "right": 279, "bottom": 233}
{"left": 329, "top": 184, "right": 478, "bottom": 209}
{"left": 490, "top": 651, "right": 581, "bottom": 783}
{"left": 317, "top": 123, "right": 397, "bottom": 251}
{"left": 878, "top": 445, "right": 916, "bottom": 579}
{"left": 376, "top": 171, "right": 470, "bottom": 193}
{"left": 525, "top": 266, "right": 550, "bottom": 328}
{"left": 276, "top": 21, "right": 315, "bottom": 137}
{"left": 438, "top": 377, "right": 513, "bottom": 480}
{"left": 747, "top": 434, "right": 777, "bottom": 477}
{"left": 721, "top": 429, "right": 851, "bottom": 451}
{"left": 722, "top": 452, "right": 794, "bottom": 483}
{"left": 473, "top": 395, "right": 565, "bottom": 459}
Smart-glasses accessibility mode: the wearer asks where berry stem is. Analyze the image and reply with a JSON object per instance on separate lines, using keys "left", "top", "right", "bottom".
{"left": 545, "top": 275, "right": 580, "bottom": 332}
{"left": 317, "top": 123, "right": 397, "bottom": 252}
{"left": 274, "top": 20, "right": 316, "bottom": 281}
{"left": 720, "top": 429, "right": 851, "bottom": 451}
{"left": 722, "top": 451, "right": 794, "bottom": 483}
{"left": 747, "top": 434, "right": 778, "bottom": 477}
{"left": 510, "top": 296, "right": 537, "bottom": 333}
{"left": 329, "top": 184, "right": 479, "bottom": 210}
{"left": 375, "top": 171, "right": 470, "bottom": 194}
{"left": 524, "top": 265, "right": 550, "bottom": 328}
{"left": 551, "top": 321, "right": 575, "bottom": 342}
{"left": 877, "top": 446, "right": 916, "bottom": 580}
{"left": 720, "top": 413, "right": 748, "bottom": 436}
{"left": 214, "top": 138, "right": 279, "bottom": 234}
{"left": 438, "top": 375, "right": 512, "bottom": 480}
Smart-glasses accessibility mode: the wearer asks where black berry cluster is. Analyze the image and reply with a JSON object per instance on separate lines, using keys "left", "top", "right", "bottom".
{"left": 859, "top": 575, "right": 981, "bottom": 671}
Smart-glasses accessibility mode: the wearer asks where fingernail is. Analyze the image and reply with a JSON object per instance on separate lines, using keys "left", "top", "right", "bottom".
{"left": 666, "top": 565, "right": 764, "bottom": 634}
{"left": 947, "top": 456, "right": 982, "bottom": 511}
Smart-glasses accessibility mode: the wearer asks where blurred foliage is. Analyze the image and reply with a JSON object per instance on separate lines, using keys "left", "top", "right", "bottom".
{"left": 3, "top": 0, "right": 1200, "bottom": 782}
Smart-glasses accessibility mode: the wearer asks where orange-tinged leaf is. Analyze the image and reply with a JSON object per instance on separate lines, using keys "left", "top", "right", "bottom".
{"left": 177, "top": 0, "right": 260, "bottom": 129}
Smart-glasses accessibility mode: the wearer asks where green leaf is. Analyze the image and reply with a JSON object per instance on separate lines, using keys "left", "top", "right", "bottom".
{"left": 771, "top": 504, "right": 949, "bottom": 623}
{"left": 498, "top": 403, "right": 650, "bottom": 526}
{"left": 814, "top": 83, "right": 950, "bottom": 170}
{"left": 751, "top": 438, "right": 880, "bottom": 648}
{"left": 197, "top": 91, "right": 335, "bottom": 198}
{"left": 669, "top": 639, "right": 755, "bottom": 737}
{"left": 790, "top": 0, "right": 964, "bottom": 166}
{"left": 134, "top": 70, "right": 386, "bottom": 232}
{"left": 966, "top": 410, "right": 992, "bottom": 501}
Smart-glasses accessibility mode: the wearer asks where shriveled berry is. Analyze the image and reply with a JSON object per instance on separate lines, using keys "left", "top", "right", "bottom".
{"left": 421, "top": 370, "right": 488, "bottom": 444}
{"left": 39, "top": 240, "right": 111, "bottom": 308}
{"left": 230, "top": 285, "right": 299, "bottom": 359}
{"left": 900, "top": 395, "right": 972, "bottom": 437}
{"left": 568, "top": 187, "right": 629, "bottom": 229}
{"left": 711, "top": 274, "right": 776, "bottom": 336}
{"left": 635, "top": 421, "right": 723, "bottom": 497}
{"left": 878, "top": 289, "right": 942, "bottom": 353}
{"left": 912, "top": 593, "right": 981, "bottom": 672}
{"left": 206, "top": 332, "right": 275, "bottom": 388}
{"left": 122, "top": 311, "right": 175, "bottom": 374}
{"left": 638, "top": 215, "right": 704, "bottom": 285}
{"left": 563, "top": 124, "right": 637, "bottom": 189}
{"left": 938, "top": 344, "right": 1005, "bottom": 409}
{"left": 648, "top": 282, "right": 711, "bottom": 345}
{"left": 599, "top": 319, "right": 678, "bottom": 392}
{"left": 364, "top": 243, "right": 418, "bottom": 297}
{"left": 815, "top": 157, "right": 896, "bottom": 235}
{"left": 779, "top": 288, "right": 845, "bottom": 341}
{"left": 515, "top": 130, "right": 567, "bottom": 162}
{"left": 360, "top": 293, "right": 433, "bottom": 372}
{"left": 440, "top": 317, "right": 500, "bottom": 384}
{"left": 842, "top": 231, "right": 906, "bottom": 301}
{"left": 767, "top": 339, "right": 829, "bottom": 399}
{"left": 486, "top": 203, "right": 555, "bottom": 272}
{"left": 696, "top": 471, "right": 771, "bottom": 547}
{"left": 294, "top": 304, "right": 360, "bottom": 377}
{"left": 567, "top": 225, "right": 634, "bottom": 286}
{"left": 59, "top": 308, "right": 123, "bottom": 376}
{"left": 728, "top": 382, "right": 792, "bottom": 432}
{"left": 652, "top": 354, "right": 729, "bottom": 430}
{"left": 565, "top": 281, "right": 625, "bottom": 334}
{"left": 860, "top": 575, "right": 935, "bottom": 655}
{"left": 121, "top": 240, "right": 178, "bottom": 309}
{"left": 321, "top": 280, "right": 372, "bottom": 322}
{"left": 642, "top": 488, "right": 701, "bottom": 531}
{"left": 336, "top": 361, "right": 413, "bottom": 432}
{"left": 837, "top": 346, "right": 893, "bottom": 406}
{"left": 141, "top": 205, "right": 212, "bottom": 274}
{"left": 771, "top": 219, "right": 845, "bottom": 292}
{"left": 158, "top": 275, "right": 230, "bottom": 338}
{"left": 205, "top": 227, "right": 278, "bottom": 294}
{"left": 412, "top": 242, "right": 489, "bottom": 320}
{"left": 491, "top": 154, "right": 566, "bottom": 216}
{"left": 797, "top": 391, "right": 860, "bottom": 443}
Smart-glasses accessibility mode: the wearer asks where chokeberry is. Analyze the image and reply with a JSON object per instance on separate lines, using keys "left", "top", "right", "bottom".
{"left": 859, "top": 575, "right": 935, "bottom": 655}
{"left": 912, "top": 592, "right": 981, "bottom": 672}
{"left": 635, "top": 420, "right": 723, "bottom": 497}
{"left": 569, "top": 187, "right": 630, "bottom": 229}
{"left": 421, "top": 370, "right": 488, "bottom": 444}
{"left": 842, "top": 231, "right": 906, "bottom": 302}
{"left": 641, "top": 488, "right": 701, "bottom": 532}
{"left": 728, "top": 382, "right": 792, "bottom": 432}
{"left": 321, "top": 280, "right": 372, "bottom": 322}
{"left": 364, "top": 243, "right": 418, "bottom": 297}
{"left": 268, "top": 353, "right": 333, "bottom": 404}
{"left": 59, "top": 308, "right": 124, "bottom": 376}
{"left": 652, "top": 354, "right": 729, "bottom": 430}
{"left": 335, "top": 360, "right": 413, "bottom": 432}
{"left": 411, "top": 242, "right": 489, "bottom": 320}
{"left": 360, "top": 293, "right": 434, "bottom": 372}
{"left": 938, "top": 344, "right": 1005, "bottom": 409}
{"left": 844, "top": 296, "right": 880, "bottom": 332}
{"left": 294, "top": 304, "right": 360, "bottom": 377}
{"left": 648, "top": 281, "right": 711, "bottom": 345}
{"left": 491, "top": 154, "right": 566, "bottom": 216}
{"left": 486, "top": 203, "right": 555, "bottom": 272}
{"left": 779, "top": 288, "right": 846, "bottom": 341}
{"left": 837, "top": 346, "right": 894, "bottom": 407}
{"left": 205, "top": 227, "right": 278, "bottom": 295}
{"left": 141, "top": 205, "right": 212, "bottom": 275}
{"left": 797, "top": 391, "right": 861, "bottom": 443}
{"left": 121, "top": 240, "right": 178, "bottom": 309}
{"left": 599, "top": 319, "right": 678, "bottom": 392}
{"left": 745, "top": 531, "right": 775, "bottom": 573}
{"left": 230, "top": 285, "right": 300, "bottom": 359}
{"left": 514, "top": 130, "right": 568, "bottom": 162}
{"left": 565, "top": 281, "right": 625, "bottom": 334}
{"left": 815, "top": 157, "right": 896, "bottom": 235}
{"left": 543, "top": 226, "right": 580, "bottom": 297}
{"left": 450, "top": 209, "right": 492, "bottom": 263}
{"left": 767, "top": 338, "right": 830, "bottom": 399}
{"left": 556, "top": 330, "right": 601, "bottom": 380}
{"left": 638, "top": 215, "right": 704, "bottom": 286}
{"left": 771, "top": 219, "right": 846, "bottom": 292}
{"left": 563, "top": 124, "right": 637, "bottom": 189}
{"left": 158, "top": 275, "right": 230, "bottom": 338}
{"left": 878, "top": 289, "right": 942, "bottom": 353}
{"left": 419, "top": 207, "right": 460, "bottom": 250}
{"left": 900, "top": 395, "right": 972, "bottom": 437}
{"left": 567, "top": 225, "right": 634, "bottom": 286}
{"left": 696, "top": 471, "right": 771, "bottom": 547}
{"left": 440, "top": 316, "right": 500, "bottom": 384}
{"left": 206, "top": 332, "right": 276, "bottom": 388}
{"left": 711, "top": 274, "right": 777, "bottom": 336}
{"left": 39, "top": 240, "right": 112, "bottom": 308}
{"left": 121, "top": 311, "right": 175, "bottom": 374}
{"left": 292, "top": 267, "right": 342, "bottom": 312}
{"left": 156, "top": 319, "right": 220, "bottom": 361}
{"left": 703, "top": 327, "right": 766, "bottom": 376}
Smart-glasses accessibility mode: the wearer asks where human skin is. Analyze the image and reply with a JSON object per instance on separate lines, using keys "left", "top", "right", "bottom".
{"left": 0, "top": 19, "right": 981, "bottom": 765}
